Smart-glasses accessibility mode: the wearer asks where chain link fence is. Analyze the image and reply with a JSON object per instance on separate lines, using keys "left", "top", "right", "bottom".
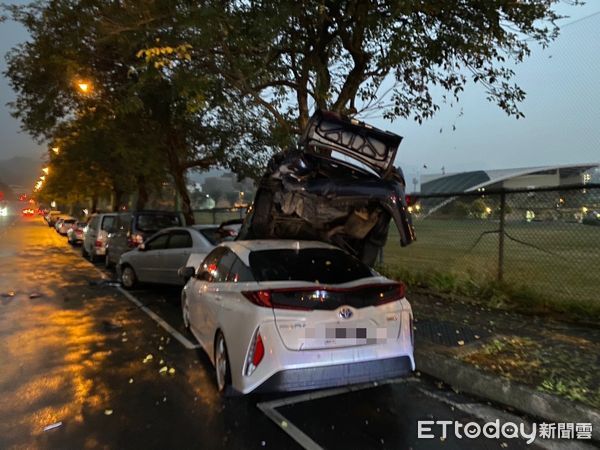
{"left": 193, "top": 207, "right": 247, "bottom": 225}
{"left": 382, "top": 184, "right": 600, "bottom": 312}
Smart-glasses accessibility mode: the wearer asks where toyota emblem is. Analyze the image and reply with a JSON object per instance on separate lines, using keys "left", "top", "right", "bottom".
{"left": 338, "top": 307, "right": 353, "bottom": 320}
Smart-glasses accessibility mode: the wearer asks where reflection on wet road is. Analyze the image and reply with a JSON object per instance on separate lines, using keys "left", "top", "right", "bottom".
{"left": 0, "top": 216, "right": 545, "bottom": 449}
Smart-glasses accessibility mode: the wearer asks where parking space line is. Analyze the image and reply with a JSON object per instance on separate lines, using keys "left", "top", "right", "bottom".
{"left": 257, "top": 377, "right": 417, "bottom": 450}
{"left": 116, "top": 287, "right": 201, "bottom": 350}
{"left": 67, "top": 244, "right": 201, "bottom": 350}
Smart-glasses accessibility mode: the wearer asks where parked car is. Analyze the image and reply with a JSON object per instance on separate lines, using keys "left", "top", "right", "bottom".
{"left": 237, "top": 109, "right": 415, "bottom": 267}
{"left": 582, "top": 210, "right": 600, "bottom": 226}
{"left": 56, "top": 217, "right": 76, "bottom": 235}
{"left": 105, "top": 210, "right": 185, "bottom": 269}
{"left": 67, "top": 221, "right": 87, "bottom": 245}
{"left": 44, "top": 210, "right": 63, "bottom": 227}
{"left": 117, "top": 226, "right": 216, "bottom": 288}
{"left": 179, "top": 239, "right": 414, "bottom": 395}
{"left": 82, "top": 213, "right": 117, "bottom": 262}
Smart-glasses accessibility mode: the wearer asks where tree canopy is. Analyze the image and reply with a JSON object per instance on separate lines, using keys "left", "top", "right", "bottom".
{"left": 3, "top": 0, "right": 577, "bottom": 217}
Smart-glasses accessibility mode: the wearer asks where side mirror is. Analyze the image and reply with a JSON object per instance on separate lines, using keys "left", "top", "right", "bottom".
{"left": 178, "top": 266, "right": 196, "bottom": 282}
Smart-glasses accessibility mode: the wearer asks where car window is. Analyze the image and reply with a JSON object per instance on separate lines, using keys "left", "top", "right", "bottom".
{"left": 196, "top": 227, "right": 220, "bottom": 245}
{"left": 214, "top": 250, "right": 236, "bottom": 282}
{"left": 248, "top": 248, "right": 373, "bottom": 284}
{"left": 135, "top": 214, "right": 181, "bottom": 232}
{"left": 200, "top": 247, "right": 228, "bottom": 282}
{"left": 226, "top": 257, "right": 255, "bottom": 283}
{"left": 116, "top": 213, "right": 132, "bottom": 231}
{"left": 168, "top": 231, "right": 192, "bottom": 249}
{"left": 144, "top": 233, "right": 169, "bottom": 251}
{"left": 101, "top": 216, "right": 116, "bottom": 232}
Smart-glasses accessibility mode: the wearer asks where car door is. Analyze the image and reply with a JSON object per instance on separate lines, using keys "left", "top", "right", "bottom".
{"left": 189, "top": 248, "right": 225, "bottom": 345}
{"left": 135, "top": 232, "right": 170, "bottom": 282}
{"left": 161, "top": 230, "right": 194, "bottom": 285}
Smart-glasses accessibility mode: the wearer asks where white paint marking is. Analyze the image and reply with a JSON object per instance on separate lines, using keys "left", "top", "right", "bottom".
{"left": 68, "top": 244, "right": 200, "bottom": 350}
{"left": 257, "top": 377, "right": 416, "bottom": 450}
{"left": 417, "top": 387, "right": 596, "bottom": 450}
{"left": 116, "top": 287, "right": 200, "bottom": 350}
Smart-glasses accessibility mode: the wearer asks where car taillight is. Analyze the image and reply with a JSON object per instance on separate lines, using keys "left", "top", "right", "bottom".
{"left": 244, "top": 330, "right": 264, "bottom": 376}
{"left": 375, "top": 282, "right": 406, "bottom": 305}
{"left": 127, "top": 233, "right": 144, "bottom": 248}
{"left": 95, "top": 240, "right": 103, "bottom": 248}
{"left": 242, "top": 291, "right": 272, "bottom": 308}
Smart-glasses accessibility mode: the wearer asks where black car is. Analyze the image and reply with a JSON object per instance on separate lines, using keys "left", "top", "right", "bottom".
{"left": 237, "top": 109, "right": 415, "bottom": 266}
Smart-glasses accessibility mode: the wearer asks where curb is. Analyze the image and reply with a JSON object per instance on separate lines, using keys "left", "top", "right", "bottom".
{"left": 415, "top": 347, "right": 600, "bottom": 441}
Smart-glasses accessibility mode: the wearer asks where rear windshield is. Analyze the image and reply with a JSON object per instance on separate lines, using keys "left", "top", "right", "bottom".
{"left": 135, "top": 213, "right": 182, "bottom": 232}
{"left": 197, "top": 228, "right": 220, "bottom": 245}
{"left": 248, "top": 248, "right": 373, "bottom": 284}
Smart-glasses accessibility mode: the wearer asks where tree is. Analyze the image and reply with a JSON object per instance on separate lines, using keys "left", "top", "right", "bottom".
{"left": 194, "top": 0, "right": 575, "bottom": 134}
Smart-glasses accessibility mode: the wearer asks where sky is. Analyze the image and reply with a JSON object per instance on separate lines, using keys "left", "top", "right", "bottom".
{"left": 0, "top": 1, "right": 599, "bottom": 182}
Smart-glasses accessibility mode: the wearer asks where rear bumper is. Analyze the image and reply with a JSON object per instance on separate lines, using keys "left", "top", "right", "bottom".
{"left": 253, "top": 355, "right": 412, "bottom": 393}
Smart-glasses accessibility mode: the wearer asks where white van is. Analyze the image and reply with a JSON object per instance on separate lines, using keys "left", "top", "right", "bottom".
{"left": 82, "top": 213, "right": 117, "bottom": 262}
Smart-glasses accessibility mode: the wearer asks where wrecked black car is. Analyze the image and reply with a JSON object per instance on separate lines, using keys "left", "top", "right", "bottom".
{"left": 237, "top": 110, "right": 415, "bottom": 267}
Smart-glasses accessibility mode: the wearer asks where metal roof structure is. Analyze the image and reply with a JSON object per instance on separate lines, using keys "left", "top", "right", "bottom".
{"left": 420, "top": 163, "right": 599, "bottom": 194}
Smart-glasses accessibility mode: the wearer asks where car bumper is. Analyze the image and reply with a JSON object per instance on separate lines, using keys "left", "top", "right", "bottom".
{"left": 253, "top": 355, "right": 412, "bottom": 393}
{"left": 228, "top": 312, "right": 415, "bottom": 394}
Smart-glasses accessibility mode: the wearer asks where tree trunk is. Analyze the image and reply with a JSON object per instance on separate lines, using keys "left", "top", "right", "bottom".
{"left": 136, "top": 175, "right": 149, "bottom": 210}
{"left": 91, "top": 195, "right": 98, "bottom": 214}
{"left": 165, "top": 132, "right": 194, "bottom": 225}
{"left": 112, "top": 189, "right": 124, "bottom": 212}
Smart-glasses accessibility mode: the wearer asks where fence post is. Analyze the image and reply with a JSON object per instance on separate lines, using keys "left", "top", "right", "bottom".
{"left": 498, "top": 191, "right": 506, "bottom": 282}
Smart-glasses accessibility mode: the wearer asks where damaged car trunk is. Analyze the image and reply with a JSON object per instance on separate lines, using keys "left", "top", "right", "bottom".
{"left": 237, "top": 110, "right": 415, "bottom": 267}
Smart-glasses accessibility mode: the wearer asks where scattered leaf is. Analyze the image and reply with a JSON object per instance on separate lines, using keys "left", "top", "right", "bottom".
{"left": 43, "top": 422, "right": 62, "bottom": 432}
{"left": 142, "top": 354, "right": 153, "bottom": 364}
{"left": 104, "top": 409, "right": 113, "bottom": 416}
{"left": 168, "top": 367, "right": 175, "bottom": 375}
{"left": 159, "top": 366, "right": 168, "bottom": 374}
{"left": 457, "top": 340, "right": 465, "bottom": 346}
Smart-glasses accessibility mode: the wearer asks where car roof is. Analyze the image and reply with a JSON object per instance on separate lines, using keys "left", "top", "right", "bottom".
{"left": 222, "top": 239, "right": 341, "bottom": 266}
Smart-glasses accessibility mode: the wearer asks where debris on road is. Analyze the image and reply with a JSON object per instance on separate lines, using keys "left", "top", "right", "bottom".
{"left": 159, "top": 366, "right": 168, "bottom": 375}
{"left": 142, "top": 354, "right": 154, "bottom": 364}
{"left": 168, "top": 367, "right": 175, "bottom": 375}
{"left": 1, "top": 290, "right": 16, "bottom": 298}
{"left": 28, "top": 292, "right": 43, "bottom": 299}
{"left": 43, "top": 422, "right": 63, "bottom": 432}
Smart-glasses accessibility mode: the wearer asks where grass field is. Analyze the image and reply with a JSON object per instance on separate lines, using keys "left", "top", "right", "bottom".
{"left": 382, "top": 219, "right": 600, "bottom": 318}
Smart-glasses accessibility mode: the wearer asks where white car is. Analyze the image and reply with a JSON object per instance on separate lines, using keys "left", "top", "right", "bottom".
{"left": 56, "top": 217, "right": 76, "bottom": 235}
{"left": 180, "top": 240, "right": 414, "bottom": 395}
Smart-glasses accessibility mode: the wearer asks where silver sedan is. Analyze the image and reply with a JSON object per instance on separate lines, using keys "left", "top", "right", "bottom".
{"left": 117, "top": 226, "right": 218, "bottom": 288}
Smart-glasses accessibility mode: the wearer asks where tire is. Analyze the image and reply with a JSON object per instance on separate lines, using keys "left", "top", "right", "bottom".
{"left": 89, "top": 248, "right": 98, "bottom": 263}
{"left": 120, "top": 265, "right": 137, "bottom": 289}
{"left": 181, "top": 294, "right": 190, "bottom": 330}
{"left": 214, "top": 332, "right": 235, "bottom": 397}
{"left": 81, "top": 244, "right": 89, "bottom": 258}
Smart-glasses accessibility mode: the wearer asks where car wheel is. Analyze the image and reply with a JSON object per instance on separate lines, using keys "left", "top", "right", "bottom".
{"left": 182, "top": 294, "right": 190, "bottom": 330}
{"left": 214, "top": 332, "right": 235, "bottom": 396}
{"left": 121, "top": 265, "right": 137, "bottom": 289}
{"left": 89, "top": 249, "right": 98, "bottom": 263}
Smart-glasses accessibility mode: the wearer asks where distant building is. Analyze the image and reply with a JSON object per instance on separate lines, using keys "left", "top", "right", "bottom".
{"left": 420, "top": 163, "right": 599, "bottom": 194}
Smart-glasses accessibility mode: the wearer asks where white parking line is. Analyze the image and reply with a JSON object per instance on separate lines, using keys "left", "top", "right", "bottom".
{"left": 116, "top": 287, "right": 200, "bottom": 350}
{"left": 257, "top": 377, "right": 417, "bottom": 450}
{"left": 67, "top": 244, "right": 200, "bottom": 350}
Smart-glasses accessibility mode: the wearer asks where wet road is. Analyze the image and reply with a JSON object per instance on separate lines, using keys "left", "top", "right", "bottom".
{"left": 0, "top": 216, "right": 551, "bottom": 449}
